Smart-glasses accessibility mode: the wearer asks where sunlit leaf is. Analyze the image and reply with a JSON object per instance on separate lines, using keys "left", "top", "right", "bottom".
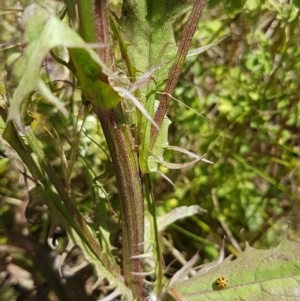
{"left": 117, "top": 0, "right": 193, "bottom": 174}
{"left": 7, "top": 4, "right": 120, "bottom": 131}
{"left": 167, "top": 238, "right": 300, "bottom": 301}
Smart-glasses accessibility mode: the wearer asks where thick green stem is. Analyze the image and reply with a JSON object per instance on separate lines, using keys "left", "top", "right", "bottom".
{"left": 95, "top": 107, "right": 145, "bottom": 298}
{"left": 77, "top": 0, "right": 146, "bottom": 299}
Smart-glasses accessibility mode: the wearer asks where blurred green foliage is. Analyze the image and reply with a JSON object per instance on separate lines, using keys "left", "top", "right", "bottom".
{"left": 159, "top": 0, "right": 300, "bottom": 259}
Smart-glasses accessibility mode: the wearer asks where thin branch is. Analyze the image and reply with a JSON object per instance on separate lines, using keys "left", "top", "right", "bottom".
{"left": 151, "top": 0, "right": 207, "bottom": 147}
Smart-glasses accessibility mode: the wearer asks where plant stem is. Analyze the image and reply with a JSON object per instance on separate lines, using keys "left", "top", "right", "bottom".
{"left": 95, "top": 107, "right": 145, "bottom": 299}
{"left": 151, "top": 0, "right": 207, "bottom": 147}
{"left": 77, "top": 0, "right": 146, "bottom": 299}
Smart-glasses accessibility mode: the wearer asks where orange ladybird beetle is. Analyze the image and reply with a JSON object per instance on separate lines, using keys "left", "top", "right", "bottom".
{"left": 215, "top": 276, "right": 230, "bottom": 289}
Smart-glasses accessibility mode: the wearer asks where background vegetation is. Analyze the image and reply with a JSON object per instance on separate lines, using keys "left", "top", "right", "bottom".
{"left": 1, "top": 0, "right": 300, "bottom": 300}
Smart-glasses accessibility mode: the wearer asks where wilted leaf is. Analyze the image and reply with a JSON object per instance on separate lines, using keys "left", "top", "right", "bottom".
{"left": 157, "top": 205, "right": 206, "bottom": 233}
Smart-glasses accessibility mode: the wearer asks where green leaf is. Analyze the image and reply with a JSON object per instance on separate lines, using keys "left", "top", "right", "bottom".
{"left": 0, "top": 74, "right": 6, "bottom": 98}
{"left": 294, "top": 0, "right": 300, "bottom": 8}
{"left": 7, "top": 4, "right": 120, "bottom": 132}
{"left": 0, "top": 74, "right": 7, "bottom": 131}
{"left": 2, "top": 121, "right": 43, "bottom": 182}
{"left": 233, "top": 154, "right": 299, "bottom": 201}
{"left": 147, "top": 112, "right": 171, "bottom": 172}
{"left": 225, "top": 0, "right": 245, "bottom": 18}
{"left": 117, "top": 0, "right": 193, "bottom": 173}
{"left": 118, "top": 0, "right": 192, "bottom": 77}
{"left": 166, "top": 238, "right": 300, "bottom": 301}
{"left": 69, "top": 48, "right": 121, "bottom": 109}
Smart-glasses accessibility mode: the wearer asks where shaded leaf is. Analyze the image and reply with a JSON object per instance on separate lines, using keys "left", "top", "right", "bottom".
{"left": 225, "top": 0, "right": 245, "bottom": 18}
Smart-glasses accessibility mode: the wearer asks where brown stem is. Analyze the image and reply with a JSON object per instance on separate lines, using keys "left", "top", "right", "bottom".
{"left": 151, "top": 0, "right": 207, "bottom": 147}
{"left": 94, "top": 0, "right": 116, "bottom": 71}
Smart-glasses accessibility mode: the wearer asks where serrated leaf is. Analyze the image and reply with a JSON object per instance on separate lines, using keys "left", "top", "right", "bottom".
{"left": 167, "top": 237, "right": 300, "bottom": 301}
